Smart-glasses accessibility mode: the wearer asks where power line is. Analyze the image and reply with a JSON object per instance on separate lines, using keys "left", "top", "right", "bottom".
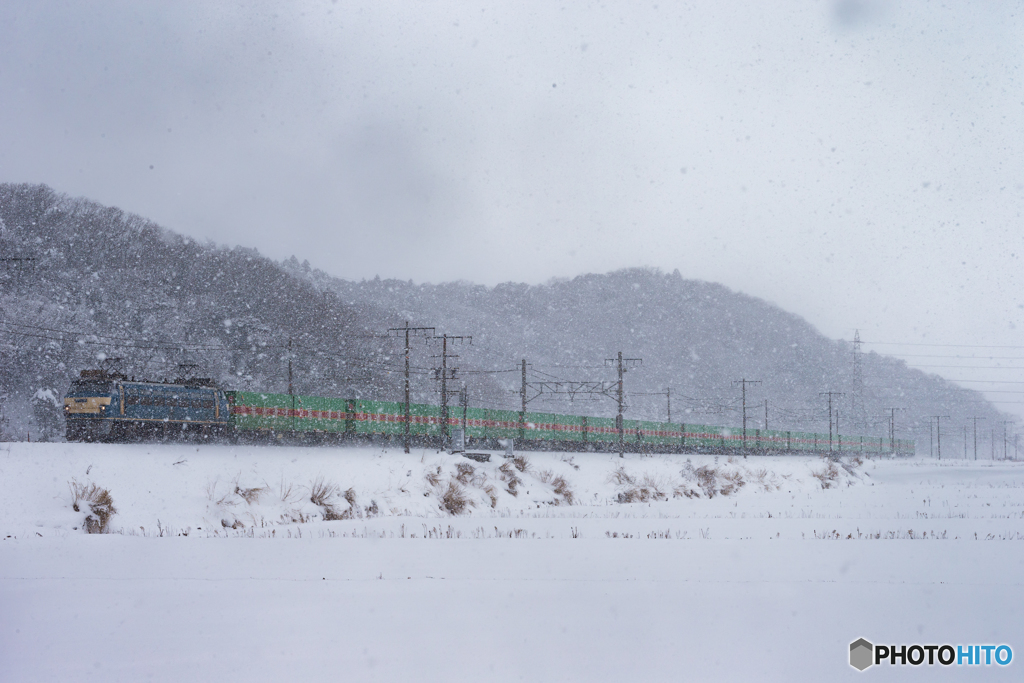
{"left": 887, "top": 354, "right": 1024, "bottom": 360}
{"left": 909, "top": 364, "right": 1024, "bottom": 370}
{"left": 862, "top": 341, "right": 1024, "bottom": 350}
{"left": 942, "top": 379, "right": 1024, "bottom": 384}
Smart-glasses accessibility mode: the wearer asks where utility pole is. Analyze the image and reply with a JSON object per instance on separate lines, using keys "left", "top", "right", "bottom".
{"left": 969, "top": 417, "right": 985, "bottom": 461}
{"left": 429, "top": 333, "right": 471, "bottom": 447}
{"left": 764, "top": 400, "right": 768, "bottom": 432}
{"left": 606, "top": 352, "right": 642, "bottom": 457}
{"left": 735, "top": 379, "right": 762, "bottom": 451}
{"left": 963, "top": 425, "right": 968, "bottom": 459}
{"left": 388, "top": 323, "right": 435, "bottom": 453}
{"left": 1002, "top": 421, "right": 1014, "bottom": 460}
{"left": 836, "top": 410, "right": 841, "bottom": 453}
{"left": 931, "top": 415, "right": 949, "bottom": 460}
{"left": 288, "top": 338, "right": 295, "bottom": 433}
{"left": 520, "top": 359, "right": 527, "bottom": 442}
{"left": 819, "top": 391, "right": 843, "bottom": 453}
{"left": 667, "top": 387, "right": 672, "bottom": 424}
{"left": 887, "top": 408, "right": 901, "bottom": 454}
{"left": 459, "top": 383, "right": 469, "bottom": 449}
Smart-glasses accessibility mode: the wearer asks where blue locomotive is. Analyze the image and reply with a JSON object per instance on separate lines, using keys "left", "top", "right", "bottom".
{"left": 63, "top": 370, "right": 230, "bottom": 441}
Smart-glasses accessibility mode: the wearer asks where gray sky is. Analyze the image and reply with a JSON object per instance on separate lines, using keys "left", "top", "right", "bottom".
{"left": 2, "top": 1, "right": 1023, "bottom": 421}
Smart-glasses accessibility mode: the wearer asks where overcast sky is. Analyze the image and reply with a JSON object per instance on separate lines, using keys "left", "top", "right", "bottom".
{"left": 2, "top": 1, "right": 1023, "bottom": 421}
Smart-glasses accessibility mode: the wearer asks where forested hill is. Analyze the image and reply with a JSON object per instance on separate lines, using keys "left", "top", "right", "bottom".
{"left": 287, "top": 266, "right": 1006, "bottom": 448}
{"left": 0, "top": 183, "right": 1006, "bottom": 446}
{"left": 0, "top": 183, "right": 457, "bottom": 439}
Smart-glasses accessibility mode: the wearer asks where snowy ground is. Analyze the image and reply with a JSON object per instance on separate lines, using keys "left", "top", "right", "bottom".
{"left": 2, "top": 442, "right": 1023, "bottom": 681}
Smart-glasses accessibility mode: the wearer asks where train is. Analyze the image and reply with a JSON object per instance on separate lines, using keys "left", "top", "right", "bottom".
{"left": 63, "top": 369, "right": 915, "bottom": 456}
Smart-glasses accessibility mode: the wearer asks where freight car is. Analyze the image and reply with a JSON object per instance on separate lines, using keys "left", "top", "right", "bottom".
{"left": 63, "top": 372, "right": 914, "bottom": 455}
{"left": 225, "top": 389, "right": 915, "bottom": 456}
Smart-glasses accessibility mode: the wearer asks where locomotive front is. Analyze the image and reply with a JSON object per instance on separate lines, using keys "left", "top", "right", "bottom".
{"left": 64, "top": 372, "right": 120, "bottom": 441}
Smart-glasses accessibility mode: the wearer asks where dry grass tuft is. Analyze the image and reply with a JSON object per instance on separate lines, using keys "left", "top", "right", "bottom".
{"left": 455, "top": 462, "right": 475, "bottom": 485}
{"left": 235, "top": 484, "right": 266, "bottom": 505}
{"left": 498, "top": 461, "right": 521, "bottom": 496}
{"left": 205, "top": 480, "right": 237, "bottom": 508}
{"left": 747, "top": 467, "right": 778, "bottom": 492}
{"left": 551, "top": 475, "right": 575, "bottom": 505}
{"left": 695, "top": 466, "right": 719, "bottom": 498}
{"left": 719, "top": 470, "right": 746, "bottom": 496}
{"left": 441, "top": 481, "right": 470, "bottom": 515}
{"left": 69, "top": 480, "right": 117, "bottom": 533}
{"left": 309, "top": 477, "right": 339, "bottom": 507}
{"left": 484, "top": 484, "right": 499, "bottom": 508}
{"left": 610, "top": 467, "right": 635, "bottom": 487}
{"left": 613, "top": 470, "right": 667, "bottom": 503}
{"left": 512, "top": 455, "right": 530, "bottom": 473}
{"left": 537, "top": 469, "right": 553, "bottom": 484}
{"left": 424, "top": 469, "right": 442, "bottom": 488}
{"left": 812, "top": 461, "right": 840, "bottom": 489}
{"left": 308, "top": 477, "right": 351, "bottom": 520}
{"left": 278, "top": 480, "right": 299, "bottom": 504}
{"left": 673, "top": 485, "right": 700, "bottom": 499}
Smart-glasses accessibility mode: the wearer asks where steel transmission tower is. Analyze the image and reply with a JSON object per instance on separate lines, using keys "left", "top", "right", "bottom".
{"left": 850, "top": 330, "right": 866, "bottom": 429}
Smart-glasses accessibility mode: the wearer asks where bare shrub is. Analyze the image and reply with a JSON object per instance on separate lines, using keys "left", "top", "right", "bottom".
{"left": 812, "top": 461, "right": 840, "bottom": 489}
{"left": 455, "top": 462, "right": 475, "bottom": 485}
{"left": 551, "top": 476, "right": 574, "bottom": 505}
{"left": 441, "top": 481, "right": 470, "bottom": 515}
{"left": 695, "top": 466, "right": 718, "bottom": 498}
{"left": 512, "top": 455, "right": 530, "bottom": 473}
{"left": 719, "top": 470, "right": 746, "bottom": 496}
{"left": 343, "top": 487, "right": 357, "bottom": 506}
{"left": 69, "top": 480, "right": 116, "bottom": 533}
{"left": 498, "top": 461, "right": 521, "bottom": 496}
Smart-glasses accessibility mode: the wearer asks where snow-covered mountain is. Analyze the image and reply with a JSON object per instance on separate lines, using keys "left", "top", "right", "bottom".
{"left": 288, "top": 264, "right": 1003, "bottom": 446}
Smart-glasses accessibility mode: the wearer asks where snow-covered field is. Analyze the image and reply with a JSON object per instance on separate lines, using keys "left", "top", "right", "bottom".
{"left": 2, "top": 442, "right": 1023, "bottom": 681}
